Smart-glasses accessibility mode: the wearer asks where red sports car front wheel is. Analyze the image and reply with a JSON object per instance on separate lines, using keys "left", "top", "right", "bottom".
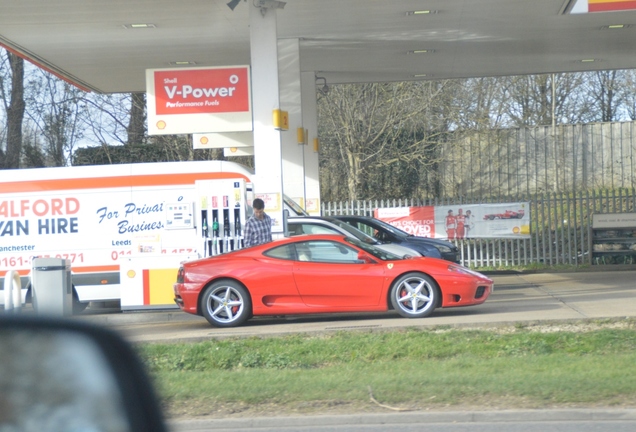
{"left": 390, "top": 272, "right": 439, "bottom": 319}
{"left": 200, "top": 280, "right": 252, "bottom": 327}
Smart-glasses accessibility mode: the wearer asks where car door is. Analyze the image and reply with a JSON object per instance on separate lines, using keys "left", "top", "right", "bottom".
{"left": 291, "top": 240, "right": 386, "bottom": 309}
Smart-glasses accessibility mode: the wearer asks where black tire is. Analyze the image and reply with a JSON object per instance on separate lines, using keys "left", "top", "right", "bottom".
{"left": 199, "top": 280, "right": 251, "bottom": 327}
{"left": 390, "top": 272, "right": 439, "bottom": 319}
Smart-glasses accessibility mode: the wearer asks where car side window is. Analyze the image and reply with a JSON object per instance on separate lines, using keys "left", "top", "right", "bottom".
{"left": 295, "top": 243, "right": 312, "bottom": 261}
{"left": 301, "top": 224, "right": 337, "bottom": 235}
{"left": 296, "top": 240, "right": 361, "bottom": 264}
{"left": 356, "top": 222, "right": 375, "bottom": 237}
{"left": 375, "top": 230, "right": 389, "bottom": 242}
{"left": 287, "top": 224, "right": 304, "bottom": 236}
{"left": 263, "top": 244, "right": 296, "bottom": 260}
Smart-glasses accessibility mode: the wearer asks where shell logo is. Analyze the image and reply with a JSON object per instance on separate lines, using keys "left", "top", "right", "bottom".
{"left": 156, "top": 120, "right": 167, "bottom": 130}
{"left": 512, "top": 226, "right": 520, "bottom": 234}
{"left": 127, "top": 270, "right": 136, "bottom": 278}
{"left": 199, "top": 136, "right": 209, "bottom": 145}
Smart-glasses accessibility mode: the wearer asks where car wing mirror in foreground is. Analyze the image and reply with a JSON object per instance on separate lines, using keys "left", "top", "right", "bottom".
{"left": 0, "top": 315, "right": 168, "bottom": 432}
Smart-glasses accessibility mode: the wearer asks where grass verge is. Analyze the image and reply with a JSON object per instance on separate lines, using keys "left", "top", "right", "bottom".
{"left": 137, "top": 320, "right": 636, "bottom": 419}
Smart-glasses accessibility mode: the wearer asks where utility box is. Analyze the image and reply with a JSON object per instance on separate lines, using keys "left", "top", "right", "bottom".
{"left": 31, "top": 257, "right": 73, "bottom": 316}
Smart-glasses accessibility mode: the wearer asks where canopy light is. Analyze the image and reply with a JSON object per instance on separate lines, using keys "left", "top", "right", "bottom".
{"left": 407, "top": 10, "right": 437, "bottom": 15}
{"left": 123, "top": 23, "right": 156, "bottom": 29}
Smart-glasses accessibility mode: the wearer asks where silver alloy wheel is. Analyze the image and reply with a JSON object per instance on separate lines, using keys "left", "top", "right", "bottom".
{"left": 204, "top": 284, "right": 245, "bottom": 325}
{"left": 391, "top": 273, "right": 437, "bottom": 318}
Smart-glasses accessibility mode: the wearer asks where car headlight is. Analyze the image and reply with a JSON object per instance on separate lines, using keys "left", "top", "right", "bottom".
{"left": 447, "top": 264, "right": 487, "bottom": 278}
{"left": 436, "top": 245, "right": 452, "bottom": 253}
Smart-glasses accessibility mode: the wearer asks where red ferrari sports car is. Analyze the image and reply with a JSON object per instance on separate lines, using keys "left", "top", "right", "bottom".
{"left": 173, "top": 234, "right": 493, "bottom": 327}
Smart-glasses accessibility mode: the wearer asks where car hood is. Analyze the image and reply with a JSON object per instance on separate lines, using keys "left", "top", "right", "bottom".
{"left": 404, "top": 235, "right": 455, "bottom": 249}
{"left": 375, "top": 243, "right": 422, "bottom": 257}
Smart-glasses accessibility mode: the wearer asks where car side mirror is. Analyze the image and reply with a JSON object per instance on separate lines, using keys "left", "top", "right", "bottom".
{"left": 0, "top": 315, "right": 168, "bottom": 432}
{"left": 357, "top": 251, "right": 376, "bottom": 264}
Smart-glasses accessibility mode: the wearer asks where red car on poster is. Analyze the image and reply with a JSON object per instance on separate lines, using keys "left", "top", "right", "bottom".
{"left": 483, "top": 209, "right": 525, "bottom": 220}
{"left": 173, "top": 234, "right": 493, "bottom": 327}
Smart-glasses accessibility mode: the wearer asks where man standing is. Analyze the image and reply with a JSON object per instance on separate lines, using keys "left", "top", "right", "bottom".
{"left": 244, "top": 198, "right": 272, "bottom": 247}
{"left": 455, "top": 208, "right": 466, "bottom": 240}
{"left": 464, "top": 209, "right": 474, "bottom": 238}
{"left": 445, "top": 209, "right": 456, "bottom": 241}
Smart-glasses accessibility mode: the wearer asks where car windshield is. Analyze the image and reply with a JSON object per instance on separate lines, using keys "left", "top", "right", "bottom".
{"left": 344, "top": 236, "right": 404, "bottom": 261}
{"left": 283, "top": 195, "right": 309, "bottom": 216}
{"left": 366, "top": 218, "right": 410, "bottom": 238}
{"left": 327, "top": 219, "right": 379, "bottom": 245}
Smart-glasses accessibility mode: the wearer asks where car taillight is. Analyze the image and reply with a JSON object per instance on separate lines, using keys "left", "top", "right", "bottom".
{"left": 176, "top": 267, "right": 185, "bottom": 283}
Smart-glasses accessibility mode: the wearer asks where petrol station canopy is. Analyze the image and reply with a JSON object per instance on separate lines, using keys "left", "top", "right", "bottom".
{"left": 1, "top": 0, "right": 636, "bottom": 94}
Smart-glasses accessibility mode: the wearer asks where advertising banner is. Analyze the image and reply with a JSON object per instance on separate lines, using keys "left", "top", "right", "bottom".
{"left": 571, "top": 0, "right": 636, "bottom": 14}
{"left": 146, "top": 66, "right": 252, "bottom": 135}
{"left": 376, "top": 202, "right": 530, "bottom": 239}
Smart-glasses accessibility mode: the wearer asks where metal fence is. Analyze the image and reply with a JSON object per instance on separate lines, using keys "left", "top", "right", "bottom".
{"left": 321, "top": 188, "right": 636, "bottom": 269}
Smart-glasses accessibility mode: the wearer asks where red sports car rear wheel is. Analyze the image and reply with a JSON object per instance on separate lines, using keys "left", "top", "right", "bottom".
{"left": 390, "top": 272, "right": 439, "bottom": 318}
{"left": 200, "top": 280, "right": 252, "bottom": 327}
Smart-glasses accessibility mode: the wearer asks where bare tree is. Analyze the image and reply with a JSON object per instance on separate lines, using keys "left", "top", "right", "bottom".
{"left": 623, "top": 70, "right": 636, "bottom": 120}
{"left": 583, "top": 70, "right": 624, "bottom": 122}
{"left": 317, "top": 80, "right": 471, "bottom": 200}
{"left": 318, "top": 82, "right": 424, "bottom": 200}
{"left": 453, "top": 77, "right": 508, "bottom": 130}
{"left": 126, "top": 92, "right": 146, "bottom": 145}
{"left": 81, "top": 93, "right": 131, "bottom": 147}
{"left": 0, "top": 51, "right": 25, "bottom": 169}
{"left": 25, "top": 71, "right": 85, "bottom": 166}
{"left": 501, "top": 73, "right": 593, "bottom": 127}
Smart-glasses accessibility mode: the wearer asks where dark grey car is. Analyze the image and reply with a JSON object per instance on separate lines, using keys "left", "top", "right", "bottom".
{"left": 334, "top": 215, "right": 460, "bottom": 263}
{"left": 287, "top": 216, "right": 443, "bottom": 258}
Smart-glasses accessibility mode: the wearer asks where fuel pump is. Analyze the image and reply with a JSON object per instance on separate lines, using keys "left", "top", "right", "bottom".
{"left": 201, "top": 204, "right": 210, "bottom": 256}
{"left": 212, "top": 215, "right": 220, "bottom": 255}
{"left": 196, "top": 179, "right": 247, "bottom": 256}
{"left": 233, "top": 182, "right": 243, "bottom": 249}
{"left": 222, "top": 195, "right": 230, "bottom": 252}
{"left": 234, "top": 209, "right": 242, "bottom": 249}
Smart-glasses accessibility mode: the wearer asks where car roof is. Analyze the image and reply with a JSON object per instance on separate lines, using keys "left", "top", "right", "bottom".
{"left": 335, "top": 215, "right": 456, "bottom": 247}
{"left": 262, "top": 233, "right": 363, "bottom": 251}
{"left": 287, "top": 216, "right": 378, "bottom": 242}
{"left": 334, "top": 215, "right": 408, "bottom": 234}
{"left": 334, "top": 215, "right": 373, "bottom": 221}
{"left": 288, "top": 216, "right": 340, "bottom": 222}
